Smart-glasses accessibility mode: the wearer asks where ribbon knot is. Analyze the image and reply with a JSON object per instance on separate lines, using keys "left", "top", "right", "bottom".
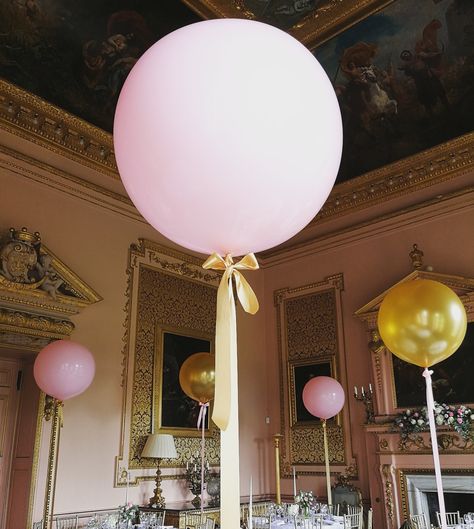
{"left": 203, "top": 253, "right": 259, "bottom": 430}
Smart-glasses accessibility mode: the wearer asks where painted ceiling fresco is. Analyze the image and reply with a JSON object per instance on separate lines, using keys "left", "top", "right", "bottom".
{"left": 0, "top": 0, "right": 473, "bottom": 185}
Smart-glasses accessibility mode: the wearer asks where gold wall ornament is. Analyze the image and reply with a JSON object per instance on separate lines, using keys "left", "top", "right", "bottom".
{"left": 117, "top": 240, "right": 221, "bottom": 489}
{"left": 275, "top": 274, "right": 354, "bottom": 474}
{"left": 381, "top": 464, "right": 395, "bottom": 523}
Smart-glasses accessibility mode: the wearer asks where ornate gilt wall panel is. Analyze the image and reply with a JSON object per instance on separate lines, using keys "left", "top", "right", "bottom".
{"left": 275, "top": 274, "right": 354, "bottom": 477}
{"left": 116, "top": 240, "right": 221, "bottom": 487}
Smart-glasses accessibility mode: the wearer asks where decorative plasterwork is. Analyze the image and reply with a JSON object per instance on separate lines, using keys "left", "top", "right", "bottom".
{"left": 1, "top": 84, "right": 472, "bottom": 227}
{"left": 365, "top": 424, "right": 474, "bottom": 455}
{"left": 274, "top": 274, "right": 355, "bottom": 476}
{"left": 0, "top": 226, "right": 101, "bottom": 350}
{"left": 0, "top": 80, "right": 116, "bottom": 177}
{"left": 116, "top": 239, "right": 221, "bottom": 488}
{"left": 354, "top": 259, "right": 474, "bottom": 416}
{"left": 183, "top": 0, "right": 395, "bottom": 49}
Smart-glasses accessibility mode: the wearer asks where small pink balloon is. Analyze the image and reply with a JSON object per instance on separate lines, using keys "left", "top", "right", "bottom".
{"left": 302, "top": 376, "right": 345, "bottom": 420}
{"left": 34, "top": 340, "right": 95, "bottom": 401}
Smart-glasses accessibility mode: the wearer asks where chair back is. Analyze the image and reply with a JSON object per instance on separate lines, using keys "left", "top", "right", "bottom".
{"left": 249, "top": 514, "right": 272, "bottom": 528}
{"left": 55, "top": 516, "right": 78, "bottom": 529}
{"left": 437, "top": 511, "right": 461, "bottom": 527}
{"left": 343, "top": 511, "right": 362, "bottom": 529}
{"left": 32, "top": 522, "right": 43, "bottom": 529}
{"left": 328, "top": 504, "right": 340, "bottom": 516}
{"left": 409, "top": 513, "right": 429, "bottom": 529}
{"left": 197, "top": 518, "right": 215, "bottom": 529}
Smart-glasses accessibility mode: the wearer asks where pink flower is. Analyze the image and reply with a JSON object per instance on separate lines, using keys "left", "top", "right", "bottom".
{"left": 449, "top": 412, "right": 454, "bottom": 417}
{"left": 457, "top": 418, "right": 463, "bottom": 424}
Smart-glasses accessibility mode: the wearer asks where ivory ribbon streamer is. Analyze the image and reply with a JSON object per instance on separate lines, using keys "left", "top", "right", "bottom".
{"left": 202, "top": 252, "right": 259, "bottom": 529}
{"left": 423, "top": 368, "right": 447, "bottom": 529}
{"left": 322, "top": 419, "right": 332, "bottom": 506}
{"left": 202, "top": 253, "right": 259, "bottom": 430}
{"left": 197, "top": 402, "right": 209, "bottom": 518}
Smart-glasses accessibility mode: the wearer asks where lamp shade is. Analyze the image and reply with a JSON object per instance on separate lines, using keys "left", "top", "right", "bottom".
{"left": 142, "top": 433, "right": 177, "bottom": 459}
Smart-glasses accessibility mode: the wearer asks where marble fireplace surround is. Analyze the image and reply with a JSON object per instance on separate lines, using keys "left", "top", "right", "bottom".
{"left": 405, "top": 473, "right": 474, "bottom": 519}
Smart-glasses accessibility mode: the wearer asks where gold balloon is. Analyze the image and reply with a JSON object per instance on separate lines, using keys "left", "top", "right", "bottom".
{"left": 378, "top": 279, "right": 467, "bottom": 368}
{"left": 179, "top": 352, "right": 215, "bottom": 403}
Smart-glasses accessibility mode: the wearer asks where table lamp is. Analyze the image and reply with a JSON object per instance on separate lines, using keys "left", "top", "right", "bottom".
{"left": 142, "top": 433, "right": 177, "bottom": 508}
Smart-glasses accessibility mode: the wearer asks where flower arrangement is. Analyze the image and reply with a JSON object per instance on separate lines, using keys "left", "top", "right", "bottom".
{"left": 394, "top": 402, "right": 474, "bottom": 440}
{"left": 287, "top": 504, "right": 299, "bottom": 517}
{"left": 295, "top": 490, "right": 315, "bottom": 515}
{"left": 118, "top": 503, "right": 139, "bottom": 523}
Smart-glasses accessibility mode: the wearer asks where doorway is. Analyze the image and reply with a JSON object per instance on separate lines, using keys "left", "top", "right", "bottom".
{"left": 0, "top": 351, "right": 40, "bottom": 529}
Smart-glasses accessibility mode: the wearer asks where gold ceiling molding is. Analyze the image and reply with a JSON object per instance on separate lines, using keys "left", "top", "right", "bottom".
{"left": 259, "top": 187, "right": 474, "bottom": 265}
{"left": 183, "top": 0, "right": 395, "bottom": 48}
{"left": 0, "top": 79, "right": 117, "bottom": 178}
{"left": 1, "top": 84, "right": 472, "bottom": 228}
{"left": 116, "top": 239, "right": 221, "bottom": 488}
{"left": 316, "top": 132, "right": 474, "bottom": 225}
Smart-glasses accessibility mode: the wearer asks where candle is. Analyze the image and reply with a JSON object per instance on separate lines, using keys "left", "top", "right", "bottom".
{"left": 194, "top": 464, "right": 197, "bottom": 471}
{"left": 369, "top": 383, "right": 373, "bottom": 393}
{"left": 354, "top": 386, "right": 358, "bottom": 397}
{"left": 361, "top": 386, "right": 365, "bottom": 397}
{"left": 186, "top": 461, "right": 189, "bottom": 470}
{"left": 125, "top": 470, "right": 130, "bottom": 505}
{"left": 249, "top": 476, "right": 253, "bottom": 529}
{"left": 293, "top": 466, "right": 297, "bottom": 498}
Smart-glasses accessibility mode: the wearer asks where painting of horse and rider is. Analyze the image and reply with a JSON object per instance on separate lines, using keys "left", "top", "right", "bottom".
{"left": 315, "top": 0, "right": 474, "bottom": 183}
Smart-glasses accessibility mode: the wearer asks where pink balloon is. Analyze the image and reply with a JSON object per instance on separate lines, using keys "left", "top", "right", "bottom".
{"left": 114, "top": 19, "right": 342, "bottom": 257}
{"left": 33, "top": 340, "right": 95, "bottom": 401}
{"left": 302, "top": 376, "right": 345, "bottom": 420}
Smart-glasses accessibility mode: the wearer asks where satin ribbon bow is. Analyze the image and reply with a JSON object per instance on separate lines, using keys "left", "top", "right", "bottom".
{"left": 203, "top": 253, "right": 259, "bottom": 430}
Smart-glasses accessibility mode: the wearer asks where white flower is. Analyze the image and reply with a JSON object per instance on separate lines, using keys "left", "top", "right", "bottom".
{"left": 411, "top": 419, "right": 416, "bottom": 425}
{"left": 406, "top": 410, "right": 411, "bottom": 416}
{"left": 417, "top": 419, "right": 424, "bottom": 426}
{"left": 436, "top": 416, "right": 444, "bottom": 425}
{"left": 288, "top": 504, "right": 299, "bottom": 516}
{"left": 470, "top": 414, "right": 474, "bottom": 421}
{"left": 448, "top": 417, "right": 454, "bottom": 424}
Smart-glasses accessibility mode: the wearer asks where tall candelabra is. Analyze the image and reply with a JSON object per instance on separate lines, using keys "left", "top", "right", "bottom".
{"left": 353, "top": 384, "right": 375, "bottom": 423}
{"left": 185, "top": 452, "right": 210, "bottom": 507}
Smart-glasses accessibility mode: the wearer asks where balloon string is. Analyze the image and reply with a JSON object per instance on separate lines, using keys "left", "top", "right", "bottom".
{"left": 198, "top": 402, "right": 208, "bottom": 518}
{"left": 322, "top": 419, "right": 332, "bottom": 506}
{"left": 423, "top": 368, "right": 447, "bottom": 529}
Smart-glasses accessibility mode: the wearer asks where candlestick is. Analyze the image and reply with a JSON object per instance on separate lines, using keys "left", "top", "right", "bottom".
{"left": 125, "top": 470, "right": 129, "bottom": 505}
{"left": 293, "top": 466, "right": 297, "bottom": 499}
{"left": 249, "top": 476, "right": 253, "bottom": 529}
{"left": 353, "top": 384, "right": 375, "bottom": 423}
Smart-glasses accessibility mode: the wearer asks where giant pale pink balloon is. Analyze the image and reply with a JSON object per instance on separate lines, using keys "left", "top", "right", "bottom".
{"left": 114, "top": 19, "right": 342, "bottom": 256}
{"left": 34, "top": 340, "right": 95, "bottom": 401}
{"left": 302, "top": 376, "right": 345, "bottom": 420}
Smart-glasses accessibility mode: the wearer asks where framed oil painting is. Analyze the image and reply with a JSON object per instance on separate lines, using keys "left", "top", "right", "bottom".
{"left": 393, "top": 321, "right": 474, "bottom": 409}
{"left": 289, "top": 357, "right": 336, "bottom": 425}
{"left": 0, "top": 0, "right": 202, "bottom": 132}
{"left": 314, "top": 0, "right": 474, "bottom": 184}
{"left": 154, "top": 325, "right": 214, "bottom": 436}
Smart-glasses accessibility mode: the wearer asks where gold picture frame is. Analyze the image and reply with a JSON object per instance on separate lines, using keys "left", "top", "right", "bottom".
{"left": 153, "top": 324, "right": 215, "bottom": 437}
{"left": 288, "top": 356, "right": 340, "bottom": 427}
